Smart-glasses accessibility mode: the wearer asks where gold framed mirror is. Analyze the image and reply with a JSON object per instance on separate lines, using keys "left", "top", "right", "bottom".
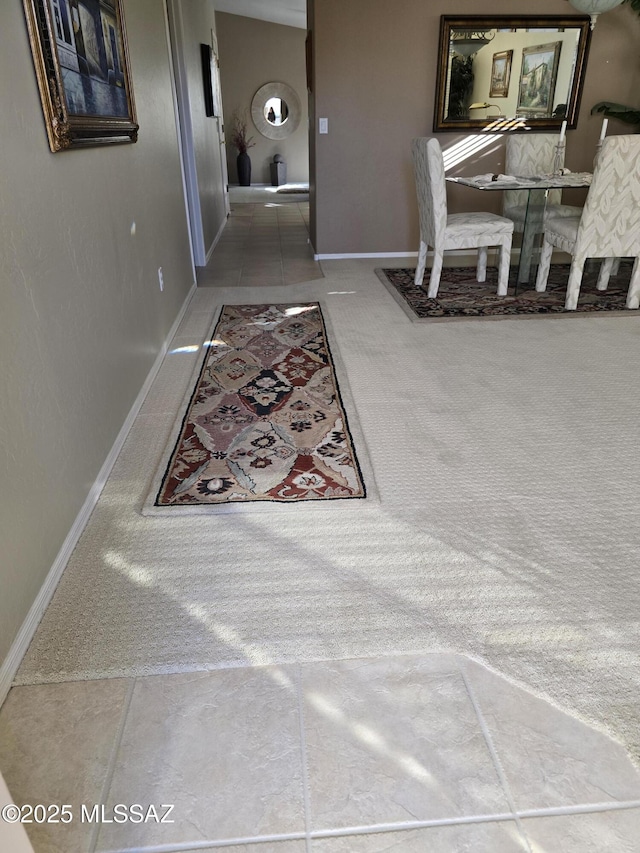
{"left": 434, "top": 16, "right": 592, "bottom": 132}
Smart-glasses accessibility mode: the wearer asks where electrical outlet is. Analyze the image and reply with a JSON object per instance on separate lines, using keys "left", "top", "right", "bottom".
{"left": 158, "top": 267, "right": 164, "bottom": 291}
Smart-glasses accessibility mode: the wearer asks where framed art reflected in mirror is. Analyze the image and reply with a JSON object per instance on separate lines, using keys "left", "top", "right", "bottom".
{"left": 490, "top": 50, "right": 513, "bottom": 98}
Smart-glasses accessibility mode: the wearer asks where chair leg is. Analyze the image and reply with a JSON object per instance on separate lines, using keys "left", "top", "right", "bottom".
{"left": 535, "top": 237, "right": 554, "bottom": 292}
{"left": 477, "top": 247, "right": 488, "bottom": 282}
{"left": 565, "top": 258, "right": 585, "bottom": 311}
{"left": 414, "top": 240, "right": 428, "bottom": 287}
{"left": 427, "top": 249, "right": 444, "bottom": 299}
{"left": 597, "top": 258, "right": 614, "bottom": 291}
{"left": 626, "top": 257, "right": 640, "bottom": 309}
{"left": 497, "top": 241, "right": 511, "bottom": 297}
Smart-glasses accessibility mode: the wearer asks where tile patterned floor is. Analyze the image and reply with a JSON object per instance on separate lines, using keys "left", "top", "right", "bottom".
{"left": 2, "top": 201, "right": 640, "bottom": 853}
{"left": 196, "top": 191, "right": 322, "bottom": 289}
{"left": 1, "top": 654, "right": 640, "bottom": 852}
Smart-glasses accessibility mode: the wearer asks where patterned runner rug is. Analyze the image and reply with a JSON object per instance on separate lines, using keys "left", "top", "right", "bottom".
{"left": 144, "top": 303, "right": 366, "bottom": 513}
{"left": 378, "top": 262, "right": 636, "bottom": 321}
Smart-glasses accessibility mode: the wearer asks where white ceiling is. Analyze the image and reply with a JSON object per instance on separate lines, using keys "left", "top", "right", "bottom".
{"left": 212, "top": 0, "right": 306, "bottom": 30}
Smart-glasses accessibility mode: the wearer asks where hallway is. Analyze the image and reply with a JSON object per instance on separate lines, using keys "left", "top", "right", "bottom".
{"left": 197, "top": 191, "right": 321, "bottom": 289}
{"left": 2, "top": 200, "right": 640, "bottom": 853}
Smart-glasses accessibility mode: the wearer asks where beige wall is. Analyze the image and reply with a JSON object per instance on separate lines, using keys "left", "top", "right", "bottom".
{"left": 0, "top": 0, "right": 210, "bottom": 666}
{"left": 217, "top": 12, "right": 309, "bottom": 185}
{"left": 310, "top": 0, "right": 640, "bottom": 255}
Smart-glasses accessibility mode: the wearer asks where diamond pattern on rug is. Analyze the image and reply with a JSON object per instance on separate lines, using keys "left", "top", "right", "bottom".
{"left": 153, "top": 303, "right": 366, "bottom": 506}
{"left": 378, "top": 262, "right": 637, "bottom": 320}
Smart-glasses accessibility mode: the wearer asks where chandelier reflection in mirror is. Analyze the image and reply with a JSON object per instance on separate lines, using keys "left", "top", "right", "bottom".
{"left": 451, "top": 29, "right": 495, "bottom": 58}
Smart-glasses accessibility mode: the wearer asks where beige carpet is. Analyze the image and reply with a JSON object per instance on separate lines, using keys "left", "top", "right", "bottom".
{"left": 15, "top": 265, "right": 640, "bottom": 767}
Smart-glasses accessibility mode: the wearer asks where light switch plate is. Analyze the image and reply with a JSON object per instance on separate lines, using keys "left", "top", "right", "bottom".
{"left": 319, "top": 117, "right": 328, "bottom": 134}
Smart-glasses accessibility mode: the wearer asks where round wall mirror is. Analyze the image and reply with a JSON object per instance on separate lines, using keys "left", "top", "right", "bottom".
{"left": 251, "top": 82, "right": 301, "bottom": 140}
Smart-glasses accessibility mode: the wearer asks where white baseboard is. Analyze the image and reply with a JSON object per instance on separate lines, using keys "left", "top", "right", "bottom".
{"left": 0, "top": 772, "right": 34, "bottom": 850}
{"left": 314, "top": 251, "right": 419, "bottom": 260}
{"left": 0, "top": 282, "right": 197, "bottom": 705}
{"left": 314, "top": 248, "right": 548, "bottom": 266}
{"left": 314, "top": 250, "right": 499, "bottom": 264}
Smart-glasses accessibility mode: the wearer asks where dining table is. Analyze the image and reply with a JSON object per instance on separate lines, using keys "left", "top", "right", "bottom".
{"left": 446, "top": 171, "right": 593, "bottom": 288}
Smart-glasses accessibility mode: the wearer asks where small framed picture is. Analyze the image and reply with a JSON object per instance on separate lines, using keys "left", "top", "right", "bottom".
{"left": 489, "top": 50, "right": 513, "bottom": 99}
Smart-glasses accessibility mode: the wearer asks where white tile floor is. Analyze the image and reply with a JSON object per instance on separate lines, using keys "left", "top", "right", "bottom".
{"left": 2, "top": 654, "right": 640, "bottom": 851}
{"left": 2, "top": 200, "right": 640, "bottom": 853}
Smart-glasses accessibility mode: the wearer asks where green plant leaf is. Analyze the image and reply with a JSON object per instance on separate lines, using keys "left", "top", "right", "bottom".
{"left": 591, "top": 101, "right": 640, "bottom": 125}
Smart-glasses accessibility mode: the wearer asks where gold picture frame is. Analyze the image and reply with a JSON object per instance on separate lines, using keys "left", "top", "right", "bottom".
{"left": 23, "top": 0, "right": 138, "bottom": 152}
{"left": 489, "top": 50, "right": 513, "bottom": 98}
{"left": 516, "top": 41, "right": 562, "bottom": 118}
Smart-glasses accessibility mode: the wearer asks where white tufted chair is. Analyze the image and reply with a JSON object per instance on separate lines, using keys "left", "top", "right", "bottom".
{"left": 411, "top": 137, "right": 514, "bottom": 298}
{"left": 534, "top": 135, "right": 640, "bottom": 310}
{"left": 503, "top": 133, "right": 583, "bottom": 229}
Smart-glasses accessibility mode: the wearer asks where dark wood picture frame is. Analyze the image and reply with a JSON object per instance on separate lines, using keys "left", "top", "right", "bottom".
{"left": 434, "top": 15, "right": 591, "bottom": 132}
{"left": 305, "top": 31, "right": 313, "bottom": 93}
{"left": 23, "top": 0, "right": 138, "bottom": 151}
{"left": 201, "top": 43, "right": 216, "bottom": 117}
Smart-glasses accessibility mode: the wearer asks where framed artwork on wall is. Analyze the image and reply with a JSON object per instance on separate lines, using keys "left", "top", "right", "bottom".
{"left": 305, "top": 31, "right": 313, "bottom": 93}
{"left": 201, "top": 43, "right": 215, "bottom": 116}
{"left": 489, "top": 50, "right": 513, "bottom": 98}
{"left": 516, "top": 41, "right": 562, "bottom": 118}
{"left": 201, "top": 39, "right": 222, "bottom": 117}
{"left": 23, "top": 0, "right": 138, "bottom": 152}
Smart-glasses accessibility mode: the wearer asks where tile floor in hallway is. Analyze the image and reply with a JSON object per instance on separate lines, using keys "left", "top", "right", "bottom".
{"left": 196, "top": 190, "right": 321, "bottom": 289}
{"left": 2, "top": 195, "right": 640, "bottom": 853}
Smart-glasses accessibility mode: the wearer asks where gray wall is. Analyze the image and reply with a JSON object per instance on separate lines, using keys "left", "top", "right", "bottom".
{"left": 309, "top": 0, "right": 640, "bottom": 255}
{"left": 217, "top": 12, "right": 309, "bottom": 185}
{"left": 0, "top": 0, "right": 218, "bottom": 666}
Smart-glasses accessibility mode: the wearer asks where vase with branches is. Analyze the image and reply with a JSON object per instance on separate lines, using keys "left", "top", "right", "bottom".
{"left": 230, "top": 110, "right": 255, "bottom": 186}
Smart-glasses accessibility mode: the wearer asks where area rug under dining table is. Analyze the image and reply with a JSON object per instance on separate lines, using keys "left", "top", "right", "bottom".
{"left": 378, "top": 261, "right": 635, "bottom": 321}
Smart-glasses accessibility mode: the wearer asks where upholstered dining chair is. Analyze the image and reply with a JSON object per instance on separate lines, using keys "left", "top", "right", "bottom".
{"left": 534, "top": 135, "right": 640, "bottom": 310}
{"left": 503, "top": 133, "right": 582, "bottom": 229}
{"left": 411, "top": 137, "right": 514, "bottom": 298}
{"left": 503, "top": 133, "right": 585, "bottom": 283}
